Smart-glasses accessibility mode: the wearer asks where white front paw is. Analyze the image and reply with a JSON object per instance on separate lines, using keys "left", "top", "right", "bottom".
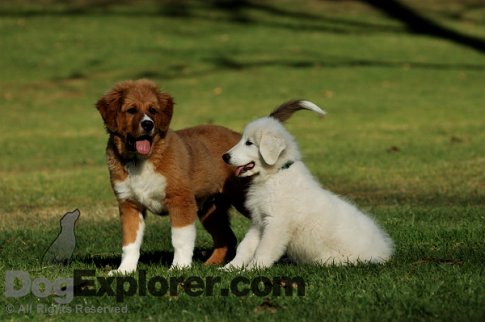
{"left": 220, "top": 259, "right": 248, "bottom": 271}
{"left": 108, "top": 266, "right": 136, "bottom": 276}
{"left": 169, "top": 259, "right": 192, "bottom": 270}
{"left": 221, "top": 261, "right": 243, "bottom": 271}
{"left": 170, "top": 225, "right": 195, "bottom": 270}
{"left": 245, "top": 259, "right": 271, "bottom": 271}
{"left": 244, "top": 261, "right": 257, "bottom": 271}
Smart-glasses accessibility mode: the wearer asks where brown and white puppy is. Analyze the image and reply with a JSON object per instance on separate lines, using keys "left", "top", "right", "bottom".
{"left": 95, "top": 79, "right": 248, "bottom": 274}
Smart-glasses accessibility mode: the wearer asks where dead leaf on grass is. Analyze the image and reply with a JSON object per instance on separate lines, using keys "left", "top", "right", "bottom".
{"left": 255, "top": 298, "right": 279, "bottom": 314}
{"left": 386, "top": 145, "right": 400, "bottom": 153}
{"left": 450, "top": 136, "right": 463, "bottom": 144}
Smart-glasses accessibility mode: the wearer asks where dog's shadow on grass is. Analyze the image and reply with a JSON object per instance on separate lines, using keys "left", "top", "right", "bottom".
{"left": 76, "top": 248, "right": 213, "bottom": 269}
{"left": 76, "top": 249, "right": 295, "bottom": 270}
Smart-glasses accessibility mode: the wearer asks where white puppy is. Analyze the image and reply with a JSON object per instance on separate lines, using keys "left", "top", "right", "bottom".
{"left": 222, "top": 100, "right": 393, "bottom": 270}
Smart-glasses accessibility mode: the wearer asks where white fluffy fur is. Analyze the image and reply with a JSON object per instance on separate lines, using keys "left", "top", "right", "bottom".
{"left": 298, "top": 100, "right": 327, "bottom": 116}
{"left": 114, "top": 160, "right": 167, "bottom": 214}
{"left": 224, "top": 116, "right": 393, "bottom": 270}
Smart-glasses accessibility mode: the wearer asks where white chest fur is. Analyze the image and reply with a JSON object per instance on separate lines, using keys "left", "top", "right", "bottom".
{"left": 245, "top": 183, "right": 272, "bottom": 227}
{"left": 114, "top": 160, "right": 167, "bottom": 214}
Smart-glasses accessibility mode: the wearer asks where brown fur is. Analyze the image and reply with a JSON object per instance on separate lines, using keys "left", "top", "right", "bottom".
{"left": 96, "top": 79, "right": 249, "bottom": 265}
{"left": 270, "top": 99, "right": 314, "bottom": 122}
{"left": 119, "top": 199, "right": 144, "bottom": 245}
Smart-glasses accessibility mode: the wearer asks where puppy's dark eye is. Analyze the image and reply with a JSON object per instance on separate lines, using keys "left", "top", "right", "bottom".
{"left": 127, "top": 107, "right": 137, "bottom": 115}
{"left": 149, "top": 107, "right": 158, "bottom": 114}
{"left": 245, "top": 140, "right": 253, "bottom": 146}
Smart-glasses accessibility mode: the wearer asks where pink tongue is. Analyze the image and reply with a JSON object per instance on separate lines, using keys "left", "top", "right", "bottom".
{"left": 235, "top": 166, "right": 245, "bottom": 176}
{"left": 135, "top": 140, "right": 151, "bottom": 155}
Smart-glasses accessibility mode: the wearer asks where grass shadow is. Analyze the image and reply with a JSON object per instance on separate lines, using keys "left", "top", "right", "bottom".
{"left": 0, "top": 0, "right": 411, "bottom": 34}
{"left": 76, "top": 247, "right": 213, "bottom": 269}
{"left": 361, "top": 0, "right": 485, "bottom": 53}
{"left": 130, "top": 54, "right": 485, "bottom": 82}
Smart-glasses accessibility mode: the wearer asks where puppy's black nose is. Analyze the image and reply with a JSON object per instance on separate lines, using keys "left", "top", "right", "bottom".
{"left": 141, "top": 120, "right": 154, "bottom": 132}
{"left": 222, "top": 153, "right": 231, "bottom": 163}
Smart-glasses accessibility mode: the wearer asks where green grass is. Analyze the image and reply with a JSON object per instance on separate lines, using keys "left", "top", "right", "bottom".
{"left": 0, "top": 1, "right": 484, "bottom": 321}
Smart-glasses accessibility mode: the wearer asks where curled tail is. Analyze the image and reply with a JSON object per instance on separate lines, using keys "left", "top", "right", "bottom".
{"left": 269, "top": 100, "right": 326, "bottom": 122}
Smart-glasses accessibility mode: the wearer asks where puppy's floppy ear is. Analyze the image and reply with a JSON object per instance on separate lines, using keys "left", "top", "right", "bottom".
{"left": 259, "top": 132, "right": 286, "bottom": 166}
{"left": 95, "top": 84, "right": 126, "bottom": 133}
{"left": 154, "top": 89, "right": 174, "bottom": 134}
